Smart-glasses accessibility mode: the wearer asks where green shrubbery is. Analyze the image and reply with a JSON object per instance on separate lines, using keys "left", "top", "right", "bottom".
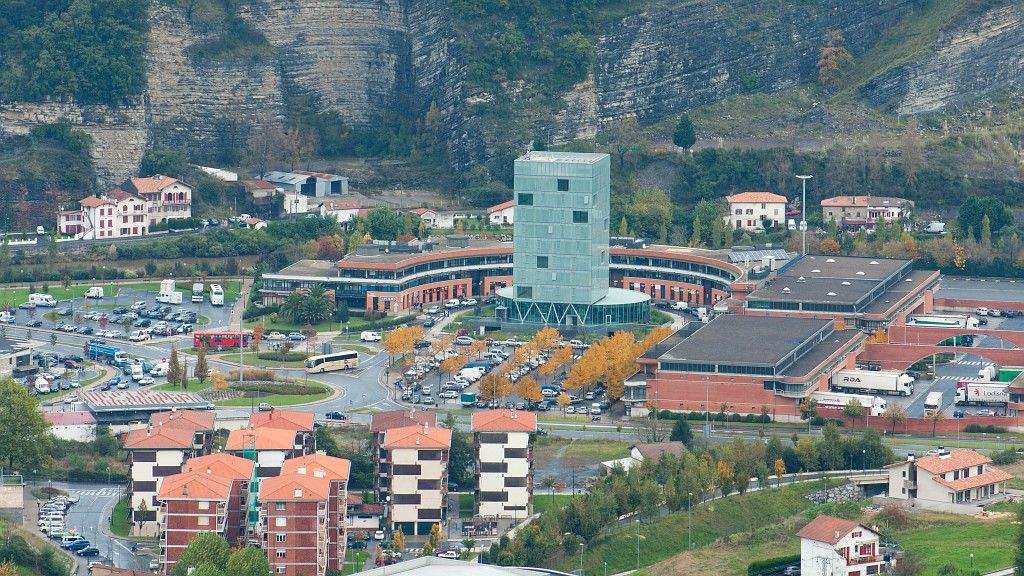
{"left": 256, "top": 351, "right": 307, "bottom": 362}
{"left": 964, "top": 423, "right": 1007, "bottom": 434}
{"left": 232, "top": 382, "right": 325, "bottom": 396}
{"left": 748, "top": 554, "right": 800, "bottom": 576}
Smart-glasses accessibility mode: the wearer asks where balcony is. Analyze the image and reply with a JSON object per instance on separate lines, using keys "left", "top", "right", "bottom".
{"left": 848, "top": 555, "right": 882, "bottom": 566}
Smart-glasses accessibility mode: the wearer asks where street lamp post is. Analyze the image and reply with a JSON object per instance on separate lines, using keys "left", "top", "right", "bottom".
{"left": 862, "top": 449, "right": 866, "bottom": 471}
{"left": 687, "top": 492, "right": 693, "bottom": 549}
{"left": 635, "top": 518, "right": 640, "bottom": 570}
{"left": 796, "top": 175, "right": 813, "bottom": 256}
{"left": 580, "top": 542, "right": 585, "bottom": 576}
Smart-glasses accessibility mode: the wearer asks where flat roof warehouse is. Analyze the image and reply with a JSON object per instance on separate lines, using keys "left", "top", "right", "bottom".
{"left": 745, "top": 255, "right": 916, "bottom": 311}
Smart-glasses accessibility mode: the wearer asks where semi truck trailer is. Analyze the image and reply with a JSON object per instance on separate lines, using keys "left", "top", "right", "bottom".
{"left": 831, "top": 369, "right": 915, "bottom": 396}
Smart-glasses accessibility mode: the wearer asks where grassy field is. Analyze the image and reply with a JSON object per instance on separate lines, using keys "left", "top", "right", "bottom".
{"left": 534, "top": 493, "right": 574, "bottom": 515}
{"left": 343, "top": 548, "right": 369, "bottom": 574}
{"left": 152, "top": 378, "right": 209, "bottom": 392}
{"left": 152, "top": 378, "right": 331, "bottom": 406}
{"left": 898, "top": 513, "right": 1015, "bottom": 574}
{"left": 0, "top": 279, "right": 241, "bottom": 306}
{"left": 110, "top": 496, "right": 133, "bottom": 538}
{"left": 534, "top": 436, "right": 631, "bottom": 466}
{"left": 567, "top": 482, "right": 827, "bottom": 575}
{"left": 458, "top": 493, "right": 474, "bottom": 519}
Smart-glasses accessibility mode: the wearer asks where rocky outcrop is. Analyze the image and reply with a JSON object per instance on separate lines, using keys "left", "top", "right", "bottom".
{"left": 861, "top": 4, "right": 1024, "bottom": 114}
{"left": 592, "top": 0, "right": 916, "bottom": 124}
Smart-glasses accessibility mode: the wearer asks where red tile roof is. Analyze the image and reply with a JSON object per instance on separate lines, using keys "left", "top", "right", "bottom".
{"left": 471, "top": 409, "right": 537, "bottom": 432}
{"left": 225, "top": 427, "right": 297, "bottom": 451}
{"left": 159, "top": 470, "right": 234, "bottom": 500}
{"left": 281, "top": 453, "right": 351, "bottom": 481}
{"left": 383, "top": 424, "right": 451, "bottom": 450}
{"left": 915, "top": 450, "right": 991, "bottom": 475}
{"left": 107, "top": 189, "right": 136, "bottom": 202}
{"left": 248, "top": 410, "right": 314, "bottom": 432}
{"left": 184, "top": 452, "right": 255, "bottom": 480}
{"left": 487, "top": 200, "right": 514, "bottom": 213}
{"left": 259, "top": 473, "right": 331, "bottom": 501}
{"left": 124, "top": 426, "right": 195, "bottom": 450}
{"left": 370, "top": 410, "right": 436, "bottom": 433}
{"left": 797, "top": 515, "right": 875, "bottom": 544}
{"left": 934, "top": 468, "right": 1013, "bottom": 492}
{"left": 322, "top": 199, "right": 361, "bottom": 211}
{"left": 409, "top": 208, "right": 434, "bottom": 216}
{"left": 79, "top": 196, "right": 114, "bottom": 208}
{"left": 128, "top": 175, "right": 179, "bottom": 193}
{"left": 239, "top": 179, "right": 277, "bottom": 190}
{"left": 44, "top": 411, "right": 97, "bottom": 426}
{"left": 632, "top": 442, "right": 687, "bottom": 461}
{"left": 150, "top": 410, "right": 215, "bottom": 431}
{"left": 725, "top": 192, "right": 787, "bottom": 204}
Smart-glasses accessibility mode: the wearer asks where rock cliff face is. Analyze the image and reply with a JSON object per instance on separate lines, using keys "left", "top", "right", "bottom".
{"left": 861, "top": 4, "right": 1024, "bottom": 115}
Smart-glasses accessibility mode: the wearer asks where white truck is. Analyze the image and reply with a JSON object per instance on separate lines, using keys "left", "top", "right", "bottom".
{"left": 28, "top": 293, "right": 57, "bottom": 307}
{"left": 810, "top": 391, "right": 887, "bottom": 417}
{"left": 831, "top": 369, "right": 915, "bottom": 396}
{"left": 160, "top": 279, "right": 176, "bottom": 294}
{"left": 84, "top": 287, "right": 104, "bottom": 299}
{"left": 156, "top": 291, "right": 183, "bottom": 304}
{"left": 978, "top": 364, "right": 999, "bottom": 381}
{"left": 923, "top": 391, "right": 944, "bottom": 417}
{"left": 955, "top": 381, "right": 1009, "bottom": 406}
{"left": 191, "top": 282, "right": 204, "bottom": 303}
{"left": 907, "top": 314, "right": 980, "bottom": 329}
{"left": 210, "top": 284, "right": 225, "bottom": 306}
{"left": 150, "top": 362, "right": 169, "bottom": 377}
{"left": 670, "top": 301, "right": 688, "bottom": 311}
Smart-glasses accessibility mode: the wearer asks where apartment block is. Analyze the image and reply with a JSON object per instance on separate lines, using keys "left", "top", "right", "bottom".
{"left": 158, "top": 453, "right": 254, "bottom": 574}
{"left": 471, "top": 410, "right": 537, "bottom": 520}
{"left": 59, "top": 192, "right": 149, "bottom": 240}
{"left": 123, "top": 425, "right": 206, "bottom": 537}
{"left": 370, "top": 411, "right": 436, "bottom": 501}
{"left": 382, "top": 424, "right": 451, "bottom": 535}
{"left": 121, "top": 175, "right": 193, "bottom": 224}
{"left": 259, "top": 453, "right": 351, "bottom": 576}
{"left": 226, "top": 426, "right": 309, "bottom": 478}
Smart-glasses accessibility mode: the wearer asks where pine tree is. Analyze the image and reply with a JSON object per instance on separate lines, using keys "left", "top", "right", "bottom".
{"left": 167, "top": 346, "right": 182, "bottom": 387}
{"left": 618, "top": 216, "right": 628, "bottom": 237}
{"left": 981, "top": 214, "right": 992, "bottom": 248}
{"left": 672, "top": 113, "right": 696, "bottom": 149}
{"left": 690, "top": 214, "right": 703, "bottom": 247}
{"left": 195, "top": 347, "right": 209, "bottom": 384}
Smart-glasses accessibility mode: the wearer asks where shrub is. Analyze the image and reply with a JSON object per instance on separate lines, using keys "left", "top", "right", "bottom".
{"left": 748, "top": 554, "right": 800, "bottom": 576}
{"left": 964, "top": 424, "right": 1007, "bottom": 433}
{"left": 989, "top": 447, "right": 1019, "bottom": 465}
{"left": 256, "top": 351, "right": 307, "bottom": 362}
{"left": 232, "top": 382, "right": 326, "bottom": 396}
{"left": 227, "top": 368, "right": 277, "bottom": 382}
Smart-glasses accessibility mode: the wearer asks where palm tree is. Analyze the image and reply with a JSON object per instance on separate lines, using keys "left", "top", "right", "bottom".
{"left": 279, "top": 285, "right": 334, "bottom": 325}
{"left": 540, "top": 476, "right": 557, "bottom": 507}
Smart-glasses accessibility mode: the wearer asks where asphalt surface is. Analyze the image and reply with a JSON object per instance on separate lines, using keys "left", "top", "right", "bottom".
{"left": 936, "top": 277, "right": 1024, "bottom": 303}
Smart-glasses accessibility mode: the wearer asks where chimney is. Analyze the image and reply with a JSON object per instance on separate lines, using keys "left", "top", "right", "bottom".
{"left": 906, "top": 454, "right": 914, "bottom": 462}
{"left": 206, "top": 467, "right": 211, "bottom": 475}
{"left": 423, "top": 423, "right": 428, "bottom": 434}
{"left": 182, "top": 485, "right": 189, "bottom": 497}
{"left": 415, "top": 437, "right": 420, "bottom": 446}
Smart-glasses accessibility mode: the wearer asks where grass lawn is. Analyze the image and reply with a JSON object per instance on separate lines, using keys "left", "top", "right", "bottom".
{"left": 215, "top": 389, "right": 332, "bottom": 407}
{"left": 897, "top": 513, "right": 1015, "bottom": 574}
{"left": 152, "top": 378, "right": 210, "bottom": 392}
{"left": 568, "top": 482, "right": 827, "bottom": 575}
{"left": 533, "top": 493, "right": 574, "bottom": 514}
{"left": 0, "top": 280, "right": 241, "bottom": 307}
{"left": 0, "top": 285, "right": 96, "bottom": 306}
{"left": 458, "top": 493, "right": 474, "bottom": 519}
{"left": 534, "top": 436, "right": 630, "bottom": 467}
{"left": 217, "top": 351, "right": 310, "bottom": 369}
{"left": 343, "top": 548, "right": 369, "bottom": 574}
{"left": 110, "top": 496, "right": 132, "bottom": 538}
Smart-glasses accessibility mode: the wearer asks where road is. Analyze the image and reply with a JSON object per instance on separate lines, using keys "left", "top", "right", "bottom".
{"left": 936, "top": 277, "right": 1024, "bottom": 304}
{"left": 28, "top": 481, "right": 150, "bottom": 573}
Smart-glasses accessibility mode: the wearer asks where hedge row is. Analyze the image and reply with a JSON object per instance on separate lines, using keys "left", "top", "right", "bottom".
{"left": 748, "top": 554, "right": 800, "bottom": 576}
{"left": 256, "top": 351, "right": 307, "bottom": 362}
{"left": 965, "top": 423, "right": 1007, "bottom": 433}
{"left": 657, "top": 409, "right": 773, "bottom": 424}
{"left": 233, "top": 382, "right": 326, "bottom": 395}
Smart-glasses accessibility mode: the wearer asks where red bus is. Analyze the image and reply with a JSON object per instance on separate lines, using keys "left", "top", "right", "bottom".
{"left": 193, "top": 330, "right": 253, "bottom": 350}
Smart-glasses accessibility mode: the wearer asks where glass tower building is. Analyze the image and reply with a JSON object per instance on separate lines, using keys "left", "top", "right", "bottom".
{"left": 498, "top": 151, "right": 649, "bottom": 326}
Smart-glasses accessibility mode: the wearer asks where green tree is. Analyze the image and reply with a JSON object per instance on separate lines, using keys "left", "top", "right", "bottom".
{"left": 195, "top": 347, "right": 209, "bottom": 385}
{"left": 959, "top": 196, "right": 1013, "bottom": 241}
{"left": 556, "top": 32, "right": 593, "bottom": 80}
{"left": 819, "top": 422, "right": 844, "bottom": 470}
{"left": 618, "top": 216, "right": 628, "bottom": 237}
{"left": 1015, "top": 501, "right": 1024, "bottom": 575}
{"left": 689, "top": 214, "right": 703, "bottom": 247}
{"left": 188, "top": 565, "right": 226, "bottom": 576}
{"left": 279, "top": 285, "right": 335, "bottom": 325}
{"left": 171, "top": 533, "right": 230, "bottom": 576}
{"left": 981, "top": 214, "right": 993, "bottom": 248}
{"left": 795, "top": 437, "right": 819, "bottom": 472}
{"left": 140, "top": 148, "right": 187, "bottom": 178}
{"left": 673, "top": 113, "right": 696, "bottom": 149}
{"left": 367, "top": 207, "right": 403, "bottom": 240}
{"left": 443, "top": 413, "right": 474, "bottom": 487}
{"left": 0, "top": 378, "right": 50, "bottom": 471}
{"left": 669, "top": 418, "right": 693, "bottom": 448}
{"left": 225, "top": 546, "right": 270, "bottom": 576}
{"left": 842, "top": 399, "right": 865, "bottom": 422}
{"left": 167, "top": 345, "right": 182, "bottom": 388}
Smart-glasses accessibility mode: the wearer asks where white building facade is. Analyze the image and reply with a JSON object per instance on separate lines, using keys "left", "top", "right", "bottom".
{"left": 383, "top": 425, "right": 450, "bottom": 535}
{"left": 886, "top": 449, "right": 1010, "bottom": 505}
{"left": 725, "top": 192, "right": 787, "bottom": 232}
{"left": 472, "top": 410, "right": 536, "bottom": 519}
{"left": 798, "top": 516, "right": 887, "bottom": 576}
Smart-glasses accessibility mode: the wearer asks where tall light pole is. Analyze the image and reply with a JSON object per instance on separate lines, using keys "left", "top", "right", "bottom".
{"left": 796, "top": 175, "right": 813, "bottom": 256}
{"left": 580, "top": 542, "right": 585, "bottom": 576}
{"left": 687, "top": 492, "right": 693, "bottom": 549}
{"left": 635, "top": 518, "right": 640, "bottom": 570}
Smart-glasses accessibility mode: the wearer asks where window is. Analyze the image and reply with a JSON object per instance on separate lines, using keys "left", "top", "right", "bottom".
{"left": 557, "top": 179, "right": 569, "bottom": 191}
{"left": 197, "top": 516, "right": 209, "bottom": 526}
{"left": 537, "top": 256, "right": 548, "bottom": 268}
{"left": 275, "top": 502, "right": 287, "bottom": 511}
{"left": 275, "top": 534, "right": 286, "bottom": 543}
{"left": 198, "top": 501, "right": 210, "bottom": 510}
{"left": 734, "top": 208, "right": 741, "bottom": 215}
{"left": 276, "top": 567, "right": 286, "bottom": 574}
{"left": 517, "top": 193, "right": 533, "bottom": 206}
{"left": 276, "top": 551, "right": 286, "bottom": 558}
{"left": 275, "top": 517, "right": 287, "bottom": 527}
{"left": 517, "top": 286, "right": 532, "bottom": 299}
{"left": 572, "top": 211, "right": 588, "bottom": 223}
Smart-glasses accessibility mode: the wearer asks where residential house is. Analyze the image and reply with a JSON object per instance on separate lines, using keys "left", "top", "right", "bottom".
{"left": 266, "top": 170, "right": 348, "bottom": 197}
{"left": 43, "top": 411, "right": 97, "bottom": 442}
{"left": 320, "top": 199, "right": 362, "bottom": 224}
{"left": 798, "top": 515, "right": 888, "bottom": 576}
{"left": 410, "top": 208, "right": 484, "bottom": 230}
{"left": 345, "top": 494, "right": 383, "bottom": 534}
{"left": 471, "top": 410, "right": 537, "bottom": 519}
{"left": 886, "top": 449, "right": 1011, "bottom": 505}
{"left": 121, "top": 175, "right": 193, "bottom": 224}
{"left": 821, "top": 196, "right": 913, "bottom": 230}
{"left": 282, "top": 192, "right": 309, "bottom": 215}
{"left": 226, "top": 426, "right": 310, "bottom": 478}
{"left": 243, "top": 217, "right": 268, "bottom": 230}
{"left": 487, "top": 200, "right": 514, "bottom": 226}
{"left": 382, "top": 423, "right": 451, "bottom": 535}
{"left": 258, "top": 454, "right": 350, "bottom": 576}
{"left": 249, "top": 410, "right": 315, "bottom": 439}
{"left": 369, "top": 411, "right": 436, "bottom": 501}
{"left": 158, "top": 454, "right": 255, "bottom": 574}
{"left": 123, "top": 424, "right": 209, "bottom": 536}
{"left": 725, "top": 192, "right": 787, "bottom": 232}
{"left": 59, "top": 191, "right": 149, "bottom": 240}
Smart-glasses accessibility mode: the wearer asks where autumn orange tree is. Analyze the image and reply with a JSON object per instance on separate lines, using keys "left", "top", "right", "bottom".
{"left": 478, "top": 372, "right": 512, "bottom": 402}
{"left": 600, "top": 331, "right": 644, "bottom": 400}
{"left": 638, "top": 325, "right": 672, "bottom": 353}
{"left": 383, "top": 326, "right": 424, "bottom": 361}
{"left": 531, "top": 326, "right": 561, "bottom": 350}
{"left": 540, "top": 345, "right": 573, "bottom": 379}
{"left": 564, "top": 345, "right": 602, "bottom": 392}
{"left": 515, "top": 376, "right": 543, "bottom": 403}
{"left": 252, "top": 324, "right": 266, "bottom": 353}
{"left": 440, "top": 354, "right": 465, "bottom": 382}
{"left": 469, "top": 340, "right": 487, "bottom": 359}
{"left": 556, "top": 391, "right": 571, "bottom": 410}
{"left": 211, "top": 370, "right": 228, "bottom": 393}
{"left": 817, "top": 29, "right": 853, "bottom": 91}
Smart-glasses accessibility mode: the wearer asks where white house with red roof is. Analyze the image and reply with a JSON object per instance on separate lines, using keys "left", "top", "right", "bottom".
{"left": 320, "top": 198, "right": 362, "bottom": 223}
{"left": 59, "top": 191, "right": 149, "bottom": 239}
{"left": 120, "top": 174, "right": 192, "bottom": 224}
{"left": 798, "top": 515, "right": 888, "bottom": 576}
{"left": 44, "top": 411, "right": 97, "bottom": 442}
{"left": 487, "top": 200, "right": 514, "bottom": 225}
{"left": 725, "top": 191, "right": 787, "bottom": 232}
{"left": 886, "top": 448, "right": 1010, "bottom": 505}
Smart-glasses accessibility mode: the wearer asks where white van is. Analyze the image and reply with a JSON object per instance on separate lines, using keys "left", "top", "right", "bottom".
{"left": 444, "top": 299, "right": 460, "bottom": 309}
{"left": 129, "top": 330, "right": 149, "bottom": 342}
{"left": 36, "top": 225, "right": 46, "bottom": 235}
{"left": 84, "top": 287, "right": 104, "bottom": 299}
{"left": 670, "top": 301, "right": 688, "bottom": 311}
{"left": 590, "top": 403, "right": 602, "bottom": 415}
{"left": 29, "top": 293, "right": 58, "bottom": 307}
{"left": 360, "top": 331, "right": 382, "bottom": 342}
{"left": 458, "top": 367, "right": 485, "bottom": 382}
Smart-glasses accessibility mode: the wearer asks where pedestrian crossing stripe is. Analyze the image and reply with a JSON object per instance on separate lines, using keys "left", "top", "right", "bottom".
{"left": 75, "top": 489, "right": 119, "bottom": 496}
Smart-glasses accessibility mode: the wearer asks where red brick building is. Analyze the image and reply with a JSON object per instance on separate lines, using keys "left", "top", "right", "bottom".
{"left": 258, "top": 453, "right": 351, "bottom": 576}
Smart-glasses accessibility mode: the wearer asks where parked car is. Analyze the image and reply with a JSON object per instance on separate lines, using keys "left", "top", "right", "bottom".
{"left": 288, "top": 332, "right": 306, "bottom": 342}
{"left": 77, "top": 547, "right": 100, "bottom": 557}
{"left": 454, "top": 336, "right": 473, "bottom": 346}
{"left": 325, "top": 412, "right": 347, "bottom": 420}
{"left": 266, "top": 331, "right": 286, "bottom": 341}
{"left": 258, "top": 403, "right": 273, "bottom": 412}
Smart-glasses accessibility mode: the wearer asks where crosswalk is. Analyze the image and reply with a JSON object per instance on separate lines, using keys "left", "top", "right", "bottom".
{"left": 74, "top": 488, "right": 120, "bottom": 497}
{"left": 953, "top": 359, "right": 988, "bottom": 366}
